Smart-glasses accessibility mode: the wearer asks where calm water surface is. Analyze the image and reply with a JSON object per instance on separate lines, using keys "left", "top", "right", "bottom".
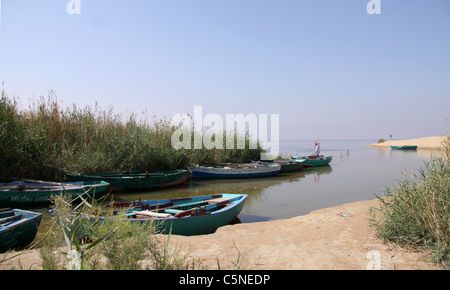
{"left": 105, "top": 139, "right": 436, "bottom": 223}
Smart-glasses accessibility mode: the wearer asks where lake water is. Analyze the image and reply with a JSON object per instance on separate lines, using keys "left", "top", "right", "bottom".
{"left": 107, "top": 139, "right": 437, "bottom": 223}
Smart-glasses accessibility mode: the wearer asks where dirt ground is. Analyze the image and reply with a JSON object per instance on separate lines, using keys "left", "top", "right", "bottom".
{"left": 0, "top": 199, "right": 439, "bottom": 270}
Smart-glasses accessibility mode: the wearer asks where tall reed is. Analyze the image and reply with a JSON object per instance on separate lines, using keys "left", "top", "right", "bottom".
{"left": 0, "top": 92, "right": 264, "bottom": 181}
{"left": 371, "top": 135, "right": 450, "bottom": 268}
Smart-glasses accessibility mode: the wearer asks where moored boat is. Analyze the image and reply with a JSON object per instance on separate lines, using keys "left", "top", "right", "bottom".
{"left": 89, "top": 194, "right": 247, "bottom": 236}
{"left": 390, "top": 145, "right": 418, "bottom": 150}
{"left": 187, "top": 163, "right": 280, "bottom": 179}
{"left": 66, "top": 170, "right": 188, "bottom": 192}
{"left": 291, "top": 155, "right": 333, "bottom": 167}
{"left": 258, "top": 160, "right": 305, "bottom": 173}
{"left": 0, "top": 208, "right": 43, "bottom": 253}
{"left": 0, "top": 179, "right": 109, "bottom": 207}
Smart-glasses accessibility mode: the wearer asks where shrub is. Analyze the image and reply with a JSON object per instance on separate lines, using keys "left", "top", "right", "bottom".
{"left": 371, "top": 136, "right": 450, "bottom": 268}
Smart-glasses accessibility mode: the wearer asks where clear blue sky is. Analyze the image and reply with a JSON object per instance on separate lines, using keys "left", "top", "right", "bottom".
{"left": 1, "top": 0, "right": 449, "bottom": 140}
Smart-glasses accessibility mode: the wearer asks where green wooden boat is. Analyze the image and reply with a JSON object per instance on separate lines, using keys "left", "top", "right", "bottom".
{"left": 104, "top": 193, "right": 248, "bottom": 236}
{"left": 259, "top": 160, "right": 305, "bottom": 173}
{"left": 65, "top": 170, "right": 188, "bottom": 192}
{"left": 291, "top": 155, "right": 333, "bottom": 167}
{"left": 0, "top": 209, "right": 43, "bottom": 253}
{"left": 391, "top": 145, "right": 418, "bottom": 150}
{"left": 0, "top": 179, "right": 110, "bottom": 208}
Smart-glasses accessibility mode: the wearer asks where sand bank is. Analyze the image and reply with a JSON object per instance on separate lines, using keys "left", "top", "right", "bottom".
{"left": 0, "top": 199, "right": 438, "bottom": 270}
{"left": 370, "top": 135, "right": 447, "bottom": 150}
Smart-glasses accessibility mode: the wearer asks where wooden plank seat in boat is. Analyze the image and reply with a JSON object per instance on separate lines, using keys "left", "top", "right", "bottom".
{"left": 207, "top": 197, "right": 231, "bottom": 204}
{"left": 0, "top": 214, "right": 23, "bottom": 225}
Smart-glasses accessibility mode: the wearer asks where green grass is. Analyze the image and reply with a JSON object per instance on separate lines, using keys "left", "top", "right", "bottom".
{"left": 0, "top": 91, "right": 264, "bottom": 181}
{"left": 371, "top": 135, "right": 450, "bottom": 268}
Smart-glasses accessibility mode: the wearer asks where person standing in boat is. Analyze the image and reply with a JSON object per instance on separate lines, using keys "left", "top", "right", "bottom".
{"left": 314, "top": 141, "right": 320, "bottom": 156}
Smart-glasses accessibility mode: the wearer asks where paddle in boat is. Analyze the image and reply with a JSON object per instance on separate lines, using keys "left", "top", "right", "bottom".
{"left": 0, "top": 208, "right": 43, "bottom": 253}
{"left": 66, "top": 170, "right": 188, "bottom": 192}
{"left": 187, "top": 163, "right": 281, "bottom": 179}
{"left": 0, "top": 179, "right": 110, "bottom": 207}
{"left": 80, "top": 194, "right": 248, "bottom": 236}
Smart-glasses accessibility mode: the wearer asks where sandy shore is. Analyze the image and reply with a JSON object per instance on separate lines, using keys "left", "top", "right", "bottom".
{"left": 370, "top": 135, "right": 447, "bottom": 150}
{"left": 0, "top": 199, "right": 439, "bottom": 270}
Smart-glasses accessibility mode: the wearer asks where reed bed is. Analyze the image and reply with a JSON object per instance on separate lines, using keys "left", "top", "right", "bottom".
{"left": 372, "top": 135, "right": 450, "bottom": 268}
{"left": 0, "top": 91, "right": 264, "bottom": 181}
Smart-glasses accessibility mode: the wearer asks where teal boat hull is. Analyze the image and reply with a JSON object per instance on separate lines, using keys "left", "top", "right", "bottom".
{"left": 259, "top": 160, "right": 305, "bottom": 173}
{"left": 0, "top": 180, "right": 110, "bottom": 207}
{"left": 66, "top": 170, "right": 188, "bottom": 191}
{"left": 276, "top": 161, "right": 305, "bottom": 173}
{"left": 391, "top": 146, "right": 418, "bottom": 150}
{"left": 0, "top": 209, "right": 43, "bottom": 253}
{"left": 291, "top": 156, "right": 333, "bottom": 167}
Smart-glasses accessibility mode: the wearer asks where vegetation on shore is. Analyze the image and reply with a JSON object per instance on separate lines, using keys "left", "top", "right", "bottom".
{"left": 372, "top": 135, "right": 450, "bottom": 268}
{"left": 37, "top": 193, "right": 246, "bottom": 270}
{"left": 0, "top": 90, "right": 264, "bottom": 181}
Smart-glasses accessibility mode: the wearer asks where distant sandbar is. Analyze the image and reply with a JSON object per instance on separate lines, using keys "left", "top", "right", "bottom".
{"left": 370, "top": 136, "right": 447, "bottom": 150}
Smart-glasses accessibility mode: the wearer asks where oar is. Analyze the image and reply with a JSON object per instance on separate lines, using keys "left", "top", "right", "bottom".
{"left": 0, "top": 184, "right": 81, "bottom": 190}
{"left": 173, "top": 195, "right": 243, "bottom": 218}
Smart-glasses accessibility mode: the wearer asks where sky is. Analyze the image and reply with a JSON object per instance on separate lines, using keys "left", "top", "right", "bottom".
{"left": 0, "top": 0, "right": 449, "bottom": 141}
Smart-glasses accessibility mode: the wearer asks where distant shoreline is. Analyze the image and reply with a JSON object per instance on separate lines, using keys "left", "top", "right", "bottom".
{"left": 369, "top": 135, "right": 447, "bottom": 150}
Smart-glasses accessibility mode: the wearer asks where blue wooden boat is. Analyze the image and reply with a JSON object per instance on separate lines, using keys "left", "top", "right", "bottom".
{"left": 187, "top": 164, "right": 281, "bottom": 179}
{"left": 291, "top": 155, "right": 333, "bottom": 167}
{"left": 104, "top": 194, "right": 247, "bottom": 236}
{"left": 0, "top": 209, "right": 43, "bottom": 253}
{"left": 390, "top": 145, "right": 418, "bottom": 150}
{"left": 0, "top": 179, "right": 110, "bottom": 207}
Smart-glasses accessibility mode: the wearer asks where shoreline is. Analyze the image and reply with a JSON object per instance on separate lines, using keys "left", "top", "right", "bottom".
{"left": 168, "top": 198, "right": 438, "bottom": 270}
{"left": 369, "top": 135, "right": 447, "bottom": 150}
{"left": 0, "top": 198, "right": 439, "bottom": 270}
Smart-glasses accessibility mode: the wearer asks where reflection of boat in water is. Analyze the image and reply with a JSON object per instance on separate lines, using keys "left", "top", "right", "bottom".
{"left": 303, "top": 165, "right": 333, "bottom": 183}
{"left": 303, "top": 164, "right": 333, "bottom": 176}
